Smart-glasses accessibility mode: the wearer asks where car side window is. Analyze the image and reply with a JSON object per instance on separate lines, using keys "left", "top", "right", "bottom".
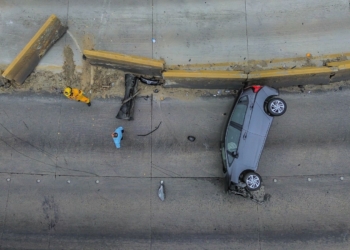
{"left": 230, "top": 96, "right": 248, "bottom": 126}
{"left": 226, "top": 96, "right": 249, "bottom": 164}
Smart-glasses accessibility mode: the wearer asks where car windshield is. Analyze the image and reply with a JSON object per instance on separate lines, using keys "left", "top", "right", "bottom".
{"left": 225, "top": 96, "right": 248, "bottom": 164}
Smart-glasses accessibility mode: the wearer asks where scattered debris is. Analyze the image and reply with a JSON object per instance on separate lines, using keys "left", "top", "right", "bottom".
{"left": 139, "top": 76, "right": 161, "bottom": 85}
{"left": 187, "top": 136, "right": 196, "bottom": 142}
{"left": 154, "top": 89, "right": 159, "bottom": 93}
{"left": 229, "top": 185, "right": 270, "bottom": 204}
{"left": 138, "top": 122, "right": 162, "bottom": 137}
{"left": 0, "top": 76, "right": 11, "bottom": 88}
{"left": 158, "top": 180, "right": 165, "bottom": 201}
{"left": 116, "top": 74, "right": 138, "bottom": 120}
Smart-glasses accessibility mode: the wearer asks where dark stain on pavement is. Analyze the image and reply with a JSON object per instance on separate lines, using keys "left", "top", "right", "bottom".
{"left": 42, "top": 195, "right": 59, "bottom": 231}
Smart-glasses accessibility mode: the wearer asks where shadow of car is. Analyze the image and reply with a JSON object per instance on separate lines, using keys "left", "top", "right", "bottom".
{"left": 221, "top": 85, "right": 287, "bottom": 192}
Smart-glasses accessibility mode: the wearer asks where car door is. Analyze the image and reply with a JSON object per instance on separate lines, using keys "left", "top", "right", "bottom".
{"left": 240, "top": 97, "right": 273, "bottom": 171}
{"left": 224, "top": 95, "right": 251, "bottom": 182}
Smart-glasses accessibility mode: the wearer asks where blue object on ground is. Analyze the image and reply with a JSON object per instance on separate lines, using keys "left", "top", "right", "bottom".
{"left": 113, "top": 126, "right": 124, "bottom": 148}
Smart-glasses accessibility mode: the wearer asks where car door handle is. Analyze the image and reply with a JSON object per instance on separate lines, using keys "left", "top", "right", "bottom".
{"left": 243, "top": 132, "right": 247, "bottom": 140}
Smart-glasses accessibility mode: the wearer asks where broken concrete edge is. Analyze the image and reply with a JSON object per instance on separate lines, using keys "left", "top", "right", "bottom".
{"left": 326, "top": 60, "right": 350, "bottom": 82}
{"left": 1, "top": 14, "right": 67, "bottom": 84}
{"left": 162, "top": 66, "right": 342, "bottom": 89}
{"left": 326, "top": 60, "right": 350, "bottom": 69}
{"left": 83, "top": 50, "right": 165, "bottom": 77}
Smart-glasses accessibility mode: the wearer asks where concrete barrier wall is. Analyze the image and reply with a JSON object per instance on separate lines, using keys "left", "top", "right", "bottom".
{"left": 83, "top": 50, "right": 165, "bottom": 77}
{"left": 247, "top": 67, "right": 337, "bottom": 88}
{"left": 1, "top": 14, "right": 67, "bottom": 84}
{"left": 162, "top": 70, "right": 247, "bottom": 89}
{"left": 81, "top": 51, "right": 350, "bottom": 89}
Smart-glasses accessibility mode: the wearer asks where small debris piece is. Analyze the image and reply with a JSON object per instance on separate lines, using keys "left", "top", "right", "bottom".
{"left": 154, "top": 89, "right": 159, "bottom": 93}
{"left": 340, "top": 176, "right": 344, "bottom": 181}
{"left": 273, "top": 179, "right": 277, "bottom": 183}
{"left": 122, "top": 90, "right": 140, "bottom": 105}
{"left": 67, "top": 180, "right": 71, "bottom": 184}
{"left": 96, "top": 180, "right": 99, "bottom": 184}
{"left": 37, "top": 179, "right": 41, "bottom": 183}
{"left": 187, "top": 136, "right": 196, "bottom": 142}
{"left": 139, "top": 76, "right": 161, "bottom": 85}
{"left": 138, "top": 122, "right": 162, "bottom": 137}
{"left": 6, "top": 178, "right": 10, "bottom": 182}
{"left": 308, "top": 178, "right": 312, "bottom": 182}
{"left": 158, "top": 180, "right": 165, "bottom": 201}
{"left": 229, "top": 185, "right": 268, "bottom": 204}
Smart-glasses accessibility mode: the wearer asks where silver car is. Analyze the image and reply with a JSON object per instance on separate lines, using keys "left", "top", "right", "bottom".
{"left": 221, "top": 85, "right": 287, "bottom": 192}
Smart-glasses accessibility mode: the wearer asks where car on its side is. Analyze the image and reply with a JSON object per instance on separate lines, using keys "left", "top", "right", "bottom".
{"left": 221, "top": 85, "right": 287, "bottom": 192}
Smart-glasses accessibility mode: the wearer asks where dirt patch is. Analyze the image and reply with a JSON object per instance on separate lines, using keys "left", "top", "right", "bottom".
{"left": 62, "top": 45, "right": 80, "bottom": 88}
{"left": 81, "top": 34, "right": 95, "bottom": 92}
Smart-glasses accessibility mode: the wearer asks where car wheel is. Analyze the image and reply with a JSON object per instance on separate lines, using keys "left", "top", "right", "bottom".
{"left": 244, "top": 172, "right": 262, "bottom": 191}
{"left": 267, "top": 98, "right": 287, "bottom": 116}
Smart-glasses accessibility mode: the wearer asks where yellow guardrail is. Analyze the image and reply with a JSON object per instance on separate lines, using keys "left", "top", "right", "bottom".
{"left": 2, "top": 14, "right": 67, "bottom": 84}
{"left": 83, "top": 50, "right": 165, "bottom": 76}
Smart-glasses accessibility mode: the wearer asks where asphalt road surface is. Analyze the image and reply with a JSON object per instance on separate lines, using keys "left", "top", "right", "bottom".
{"left": 0, "top": 88, "right": 349, "bottom": 249}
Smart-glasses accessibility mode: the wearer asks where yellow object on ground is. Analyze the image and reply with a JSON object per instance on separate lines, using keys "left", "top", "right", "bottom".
{"left": 64, "top": 87, "right": 90, "bottom": 104}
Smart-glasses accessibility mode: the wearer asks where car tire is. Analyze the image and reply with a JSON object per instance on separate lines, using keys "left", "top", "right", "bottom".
{"left": 267, "top": 98, "right": 287, "bottom": 116}
{"left": 243, "top": 172, "right": 262, "bottom": 191}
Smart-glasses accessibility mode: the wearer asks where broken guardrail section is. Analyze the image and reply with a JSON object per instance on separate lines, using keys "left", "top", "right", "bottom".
{"left": 326, "top": 60, "right": 350, "bottom": 83}
{"left": 1, "top": 14, "right": 67, "bottom": 84}
{"left": 83, "top": 50, "right": 165, "bottom": 77}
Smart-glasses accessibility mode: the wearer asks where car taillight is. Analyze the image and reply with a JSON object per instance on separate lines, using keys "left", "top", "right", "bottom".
{"left": 251, "top": 85, "right": 263, "bottom": 93}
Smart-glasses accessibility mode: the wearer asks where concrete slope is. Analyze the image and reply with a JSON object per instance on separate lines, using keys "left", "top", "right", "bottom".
{"left": 1, "top": 0, "right": 350, "bottom": 68}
